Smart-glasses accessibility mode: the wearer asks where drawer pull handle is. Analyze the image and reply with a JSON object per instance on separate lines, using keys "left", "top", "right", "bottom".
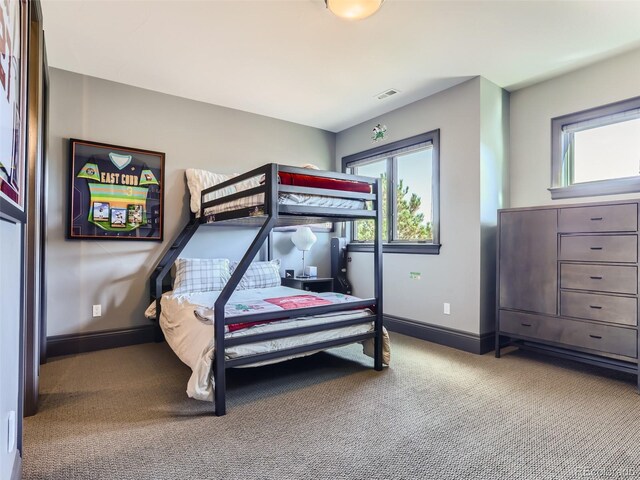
{"left": 590, "top": 247, "right": 603, "bottom": 250}
{"left": 589, "top": 305, "right": 603, "bottom": 310}
{"left": 589, "top": 334, "right": 602, "bottom": 339}
{"left": 521, "top": 323, "right": 532, "bottom": 327}
{"left": 590, "top": 217, "right": 603, "bottom": 221}
{"left": 590, "top": 276, "right": 603, "bottom": 280}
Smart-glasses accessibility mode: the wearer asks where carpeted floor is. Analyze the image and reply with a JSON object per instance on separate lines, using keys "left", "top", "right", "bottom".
{"left": 23, "top": 333, "right": 640, "bottom": 480}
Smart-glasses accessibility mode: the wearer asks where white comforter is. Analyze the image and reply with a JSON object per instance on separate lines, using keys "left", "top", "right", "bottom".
{"left": 147, "top": 286, "right": 390, "bottom": 401}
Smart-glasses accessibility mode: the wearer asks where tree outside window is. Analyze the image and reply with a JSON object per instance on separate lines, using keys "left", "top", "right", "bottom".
{"left": 355, "top": 175, "right": 432, "bottom": 242}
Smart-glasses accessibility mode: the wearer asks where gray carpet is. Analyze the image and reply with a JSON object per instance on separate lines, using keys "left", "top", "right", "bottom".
{"left": 23, "top": 334, "right": 640, "bottom": 480}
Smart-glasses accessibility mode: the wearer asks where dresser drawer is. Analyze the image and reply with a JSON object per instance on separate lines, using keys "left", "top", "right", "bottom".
{"left": 559, "top": 235, "right": 637, "bottom": 263}
{"left": 560, "top": 291, "right": 637, "bottom": 326}
{"left": 560, "top": 264, "right": 637, "bottom": 294}
{"left": 500, "top": 310, "right": 637, "bottom": 358}
{"left": 559, "top": 204, "right": 638, "bottom": 233}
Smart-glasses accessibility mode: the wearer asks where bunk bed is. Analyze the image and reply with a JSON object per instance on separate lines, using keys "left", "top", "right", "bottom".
{"left": 150, "top": 163, "right": 384, "bottom": 416}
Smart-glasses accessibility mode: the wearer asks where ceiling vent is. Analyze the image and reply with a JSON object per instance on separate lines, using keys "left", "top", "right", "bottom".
{"left": 376, "top": 88, "right": 399, "bottom": 100}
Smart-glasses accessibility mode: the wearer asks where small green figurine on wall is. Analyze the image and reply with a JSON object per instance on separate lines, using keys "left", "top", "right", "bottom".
{"left": 372, "top": 123, "right": 387, "bottom": 142}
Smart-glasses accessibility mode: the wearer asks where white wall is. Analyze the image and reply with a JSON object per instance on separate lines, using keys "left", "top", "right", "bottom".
{"left": 510, "top": 47, "right": 640, "bottom": 208}
{"left": 47, "top": 68, "right": 335, "bottom": 336}
{"left": 0, "top": 221, "right": 22, "bottom": 479}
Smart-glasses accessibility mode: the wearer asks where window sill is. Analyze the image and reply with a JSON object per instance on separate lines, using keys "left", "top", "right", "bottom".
{"left": 549, "top": 177, "right": 640, "bottom": 200}
{"left": 347, "top": 243, "right": 441, "bottom": 255}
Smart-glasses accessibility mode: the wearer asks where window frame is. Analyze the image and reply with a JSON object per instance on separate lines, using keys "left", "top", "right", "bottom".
{"left": 550, "top": 95, "right": 640, "bottom": 200}
{"left": 342, "top": 130, "right": 441, "bottom": 255}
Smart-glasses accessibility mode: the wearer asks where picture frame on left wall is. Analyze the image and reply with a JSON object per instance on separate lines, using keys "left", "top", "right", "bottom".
{"left": 0, "top": 0, "right": 28, "bottom": 215}
{"left": 68, "top": 139, "right": 165, "bottom": 240}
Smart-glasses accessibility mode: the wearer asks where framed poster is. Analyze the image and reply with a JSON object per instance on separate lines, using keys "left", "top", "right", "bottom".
{"left": 68, "top": 139, "right": 165, "bottom": 240}
{"left": 0, "top": 0, "right": 28, "bottom": 214}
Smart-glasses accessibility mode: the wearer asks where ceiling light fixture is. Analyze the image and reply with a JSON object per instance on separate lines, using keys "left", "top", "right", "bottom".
{"left": 325, "top": 0, "right": 384, "bottom": 20}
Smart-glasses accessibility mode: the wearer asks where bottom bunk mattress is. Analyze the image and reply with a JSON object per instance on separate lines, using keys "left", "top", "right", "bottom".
{"left": 147, "top": 286, "right": 390, "bottom": 401}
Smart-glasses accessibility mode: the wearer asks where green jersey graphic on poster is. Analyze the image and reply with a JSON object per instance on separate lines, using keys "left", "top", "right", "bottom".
{"left": 69, "top": 139, "right": 165, "bottom": 240}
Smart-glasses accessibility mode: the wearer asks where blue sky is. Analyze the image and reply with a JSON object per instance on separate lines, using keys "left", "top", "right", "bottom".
{"left": 354, "top": 147, "right": 433, "bottom": 229}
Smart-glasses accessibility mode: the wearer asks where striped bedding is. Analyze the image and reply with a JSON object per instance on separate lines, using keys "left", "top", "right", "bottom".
{"left": 203, "top": 192, "right": 365, "bottom": 216}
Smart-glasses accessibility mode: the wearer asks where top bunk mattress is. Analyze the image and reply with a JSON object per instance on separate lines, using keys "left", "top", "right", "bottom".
{"left": 187, "top": 167, "right": 371, "bottom": 217}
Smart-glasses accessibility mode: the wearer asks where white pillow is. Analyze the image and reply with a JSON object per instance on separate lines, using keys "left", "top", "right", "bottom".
{"left": 230, "top": 259, "right": 281, "bottom": 290}
{"left": 173, "top": 258, "right": 231, "bottom": 294}
{"left": 185, "top": 169, "right": 237, "bottom": 216}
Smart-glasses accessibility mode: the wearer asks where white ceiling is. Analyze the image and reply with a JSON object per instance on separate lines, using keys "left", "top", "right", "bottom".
{"left": 42, "top": 0, "right": 640, "bottom": 133}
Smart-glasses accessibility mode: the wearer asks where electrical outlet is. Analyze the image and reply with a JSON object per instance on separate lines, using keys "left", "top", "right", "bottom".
{"left": 443, "top": 303, "right": 451, "bottom": 315}
{"left": 92, "top": 304, "right": 102, "bottom": 317}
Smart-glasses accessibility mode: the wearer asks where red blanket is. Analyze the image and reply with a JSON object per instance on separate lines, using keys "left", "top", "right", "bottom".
{"left": 279, "top": 172, "right": 372, "bottom": 194}
{"left": 227, "top": 295, "right": 332, "bottom": 332}
{"left": 264, "top": 295, "right": 332, "bottom": 309}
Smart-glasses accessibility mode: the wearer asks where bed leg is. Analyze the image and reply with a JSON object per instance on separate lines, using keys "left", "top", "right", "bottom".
{"left": 213, "top": 300, "right": 228, "bottom": 416}
{"left": 374, "top": 327, "right": 383, "bottom": 371}
{"left": 153, "top": 323, "right": 164, "bottom": 343}
{"left": 374, "top": 353, "right": 383, "bottom": 371}
{"left": 214, "top": 360, "right": 226, "bottom": 416}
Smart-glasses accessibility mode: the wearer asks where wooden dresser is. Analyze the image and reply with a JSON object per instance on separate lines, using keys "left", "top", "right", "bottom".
{"left": 496, "top": 200, "right": 639, "bottom": 390}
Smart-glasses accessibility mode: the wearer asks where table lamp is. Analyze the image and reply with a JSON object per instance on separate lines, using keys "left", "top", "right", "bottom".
{"left": 291, "top": 226, "right": 317, "bottom": 278}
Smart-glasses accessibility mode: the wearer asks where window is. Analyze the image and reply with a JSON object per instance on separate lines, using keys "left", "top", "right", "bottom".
{"left": 550, "top": 96, "right": 640, "bottom": 199}
{"left": 342, "top": 130, "right": 440, "bottom": 254}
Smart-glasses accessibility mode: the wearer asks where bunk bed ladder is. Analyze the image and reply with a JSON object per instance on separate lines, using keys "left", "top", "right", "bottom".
{"left": 149, "top": 216, "right": 201, "bottom": 327}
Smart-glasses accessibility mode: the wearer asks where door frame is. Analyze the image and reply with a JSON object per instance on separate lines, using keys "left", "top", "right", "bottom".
{"left": 24, "top": 0, "right": 46, "bottom": 417}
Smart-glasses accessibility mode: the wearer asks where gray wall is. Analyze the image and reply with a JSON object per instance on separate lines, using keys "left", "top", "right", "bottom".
{"left": 510, "top": 47, "right": 640, "bottom": 208}
{"left": 0, "top": 221, "right": 21, "bottom": 479}
{"left": 336, "top": 77, "right": 509, "bottom": 336}
{"left": 47, "top": 68, "right": 335, "bottom": 337}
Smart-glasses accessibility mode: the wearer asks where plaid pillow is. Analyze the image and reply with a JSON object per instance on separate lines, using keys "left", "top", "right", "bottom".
{"left": 230, "top": 259, "right": 281, "bottom": 290}
{"left": 173, "top": 258, "right": 231, "bottom": 294}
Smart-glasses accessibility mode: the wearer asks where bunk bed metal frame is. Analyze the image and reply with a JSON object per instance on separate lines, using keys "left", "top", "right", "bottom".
{"left": 150, "top": 163, "right": 383, "bottom": 415}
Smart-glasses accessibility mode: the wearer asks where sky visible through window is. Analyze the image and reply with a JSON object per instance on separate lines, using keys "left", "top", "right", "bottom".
{"left": 397, "top": 149, "right": 433, "bottom": 226}
{"left": 354, "top": 149, "right": 433, "bottom": 224}
{"left": 573, "top": 117, "right": 640, "bottom": 184}
{"left": 355, "top": 159, "right": 386, "bottom": 183}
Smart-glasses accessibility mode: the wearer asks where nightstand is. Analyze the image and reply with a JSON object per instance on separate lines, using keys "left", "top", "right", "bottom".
{"left": 281, "top": 277, "right": 334, "bottom": 293}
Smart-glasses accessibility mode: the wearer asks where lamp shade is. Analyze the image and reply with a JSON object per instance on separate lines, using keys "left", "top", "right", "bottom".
{"left": 325, "top": 0, "right": 383, "bottom": 20}
{"left": 291, "top": 226, "right": 317, "bottom": 252}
